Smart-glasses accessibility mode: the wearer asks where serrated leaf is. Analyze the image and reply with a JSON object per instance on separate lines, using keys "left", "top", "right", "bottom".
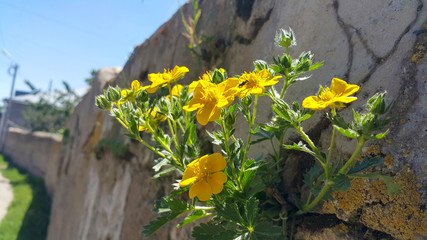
{"left": 192, "top": 222, "right": 231, "bottom": 240}
{"left": 216, "top": 201, "right": 245, "bottom": 224}
{"left": 153, "top": 158, "right": 169, "bottom": 172}
{"left": 153, "top": 167, "right": 176, "bottom": 179}
{"left": 142, "top": 212, "right": 179, "bottom": 236}
{"left": 142, "top": 198, "right": 191, "bottom": 235}
{"left": 244, "top": 198, "right": 259, "bottom": 227}
{"left": 347, "top": 157, "right": 384, "bottom": 175}
{"left": 253, "top": 222, "right": 282, "bottom": 236}
{"left": 303, "top": 164, "right": 323, "bottom": 188}
{"left": 178, "top": 210, "right": 211, "bottom": 228}
{"left": 246, "top": 177, "right": 266, "bottom": 198}
{"left": 330, "top": 175, "right": 351, "bottom": 192}
{"left": 334, "top": 125, "right": 360, "bottom": 138}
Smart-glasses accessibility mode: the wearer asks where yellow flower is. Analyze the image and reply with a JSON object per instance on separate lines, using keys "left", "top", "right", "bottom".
{"left": 233, "top": 69, "right": 282, "bottom": 98}
{"left": 120, "top": 80, "right": 142, "bottom": 104}
{"left": 188, "top": 72, "right": 211, "bottom": 93}
{"left": 138, "top": 107, "right": 167, "bottom": 132}
{"left": 166, "top": 84, "right": 184, "bottom": 99}
{"left": 143, "top": 66, "right": 189, "bottom": 94}
{"left": 179, "top": 153, "right": 228, "bottom": 201}
{"left": 183, "top": 78, "right": 239, "bottom": 125}
{"left": 302, "top": 78, "right": 360, "bottom": 110}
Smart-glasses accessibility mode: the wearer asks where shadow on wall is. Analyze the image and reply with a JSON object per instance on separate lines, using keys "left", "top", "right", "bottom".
{"left": 0, "top": 155, "right": 52, "bottom": 240}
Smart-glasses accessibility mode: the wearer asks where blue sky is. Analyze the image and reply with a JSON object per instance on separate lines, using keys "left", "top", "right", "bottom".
{"left": 0, "top": 0, "right": 182, "bottom": 103}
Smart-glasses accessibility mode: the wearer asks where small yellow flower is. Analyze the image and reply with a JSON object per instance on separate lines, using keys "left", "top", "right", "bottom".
{"left": 143, "top": 66, "right": 189, "bottom": 94}
{"left": 138, "top": 107, "right": 167, "bottom": 132}
{"left": 233, "top": 69, "right": 282, "bottom": 98}
{"left": 166, "top": 84, "right": 184, "bottom": 99}
{"left": 180, "top": 153, "right": 228, "bottom": 201}
{"left": 120, "top": 80, "right": 142, "bottom": 104}
{"left": 302, "top": 78, "right": 360, "bottom": 110}
{"left": 183, "top": 78, "right": 239, "bottom": 125}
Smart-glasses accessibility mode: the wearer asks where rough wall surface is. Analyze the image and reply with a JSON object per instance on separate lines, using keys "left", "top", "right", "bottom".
{"left": 3, "top": 127, "right": 62, "bottom": 195}
{"left": 33, "top": 0, "right": 427, "bottom": 239}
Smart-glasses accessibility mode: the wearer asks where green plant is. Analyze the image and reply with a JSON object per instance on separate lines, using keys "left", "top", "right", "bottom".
{"left": 22, "top": 81, "right": 82, "bottom": 132}
{"left": 95, "top": 28, "right": 398, "bottom": 239}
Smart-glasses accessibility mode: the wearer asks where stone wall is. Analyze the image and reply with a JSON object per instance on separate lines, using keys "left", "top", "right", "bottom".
{"left": 6, "top": 0, "right": 426, "bottom": 239}
{"left": 3, "top": 127, "right": 62, "bottom": 195}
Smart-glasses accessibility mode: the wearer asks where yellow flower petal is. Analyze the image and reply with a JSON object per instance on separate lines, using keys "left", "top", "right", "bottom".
{"left": 205, "top": 153, "right": 227, "bottom": 172}
{"left": 207, "top": 172, "right": 227, "bottom": 194}
{"left": 331, "top": 78, "right": 359, "bottom": 96}
{"left": 196, "top": 102, "right": 218, "bottom": 126}
{"left": 189, "top": 180, "right": 212, "bottom": 201}
{"left": 302, "top": 96, "right": 328, "bottom": 110}
{"left": 180, "top": 176, "right": 198, "bottom": 187}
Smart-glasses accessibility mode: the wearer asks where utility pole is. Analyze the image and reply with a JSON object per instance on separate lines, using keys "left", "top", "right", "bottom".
{"left": 0, "top": 50, "right": 19, "bottom": 152}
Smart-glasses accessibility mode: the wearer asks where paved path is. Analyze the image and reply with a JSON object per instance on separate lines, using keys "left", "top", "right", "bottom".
{"left": 0, "top": 170, "right": 13, "bottom": 223}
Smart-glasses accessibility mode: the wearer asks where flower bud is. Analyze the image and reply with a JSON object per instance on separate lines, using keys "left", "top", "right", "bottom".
{"left": 95, "top": 95, "right": 111, "bottom": 110}
{"left": 106, "top": 87, "right": 121, "bottom": 102}
{"left": 240, "top": 96, "right": 252, "bottom": 109}
{"left": 137, "top": 89, "right": 149, "bottom": 103}
{"left": 367, "top": 92, "right": 391, "bottom": 115}
{"left": 111, "top": 108, "right": 121, "bottom": 118}
{"left": 253, "top": 60, "right": 268, "bottom": 72}
{"left": 275, "top": 28, "right": 296, "bottom": 48}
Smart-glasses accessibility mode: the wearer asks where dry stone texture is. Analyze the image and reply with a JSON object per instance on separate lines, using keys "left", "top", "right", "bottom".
{"left": 3, "top": 0, "right": 425, "bottom": 239}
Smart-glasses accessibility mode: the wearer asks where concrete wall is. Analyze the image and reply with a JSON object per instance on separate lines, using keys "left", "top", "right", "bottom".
{"left": 3, "top": 127, "right": 62, "bottom": 195}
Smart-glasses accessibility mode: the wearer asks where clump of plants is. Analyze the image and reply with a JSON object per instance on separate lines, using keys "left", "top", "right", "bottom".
{"left": 95, "top": 28, "right": 398, "bottom": 239}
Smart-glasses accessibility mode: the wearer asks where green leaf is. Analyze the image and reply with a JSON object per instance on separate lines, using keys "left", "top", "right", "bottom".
{"left": 347, "top": 157, "right": 384, "bottom": 175}
{"left": 153, "top": 167, "right": 176, "bottom": 179}
{"left": 303, "top": 164, "right": 323, "bottom": 188}
{"left": 192, "top": 222, "right": 236, "bottom": 240}
{"left": 330, "top": 175, "right": 351, "bottom": 192}
{"left": 178, "top": 210, "right": 210, "bottom": 228}
{"left": 216, "top": 201, "right": 245, "bottom": 225}
{"left": 244, "top": 198, "right": 259, "bottom": 227}
{"left": 308, "top": 61, "right": 324, "bottom": 71}
{"left": 284, "top": 142, "right": 315, "bottom": 156}
{"left": 153, "top": 158, "right": 169, "bottom": 172}
{"left": 253, "top": 222, "right": 282, "bottom": 236}
{"left": 375, "top": 129, "right": 389, "bottom": 139}
{"left": 142, "top": 198, "right": 190, "bottom": 235}
{"left": 333, "top": 125, "right": 360, "bottom": 138}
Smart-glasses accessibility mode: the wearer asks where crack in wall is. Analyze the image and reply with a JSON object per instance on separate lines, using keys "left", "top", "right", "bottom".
{"left": 333, "top": 0, "right": 423, "bottom": 86}
{"left": 333, "top": 0, "right": 354, "bottom": 80}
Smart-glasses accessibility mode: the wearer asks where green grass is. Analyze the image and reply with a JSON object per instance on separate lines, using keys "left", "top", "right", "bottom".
{"left": 0, "top": 154, "right": 51, "bottom": 240}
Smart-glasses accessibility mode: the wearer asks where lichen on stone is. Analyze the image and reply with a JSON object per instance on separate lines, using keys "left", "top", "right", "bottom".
{"left": 323, "top": 145, "right": 427, "bottom": 240}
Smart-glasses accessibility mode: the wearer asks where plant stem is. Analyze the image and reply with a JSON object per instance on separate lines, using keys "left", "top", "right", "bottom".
{"left": 168, "top": 84, "right": 181, "bottom": 149}
{"left": 325, "top": 108, "right": 337, "bottom": 179}
{"left": 219, "top": 116, "right": 239, "bottom": 188}
{"left": 338, "top": 137, "right": 366, "bottom": 175}
{"left": 325, "top": 127, "right": 336, "bottom": 179}
{"left": 242, "top": 95, "right": 258, "bottom": 170}
{"left": 297, "top": 180, "right": 333, "bottom": 215}
{"left": 280, "top": 79, "right": 289, "bottom": 99}
{"left": 294, "top": 125, "right": 324, "bottom": 162}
